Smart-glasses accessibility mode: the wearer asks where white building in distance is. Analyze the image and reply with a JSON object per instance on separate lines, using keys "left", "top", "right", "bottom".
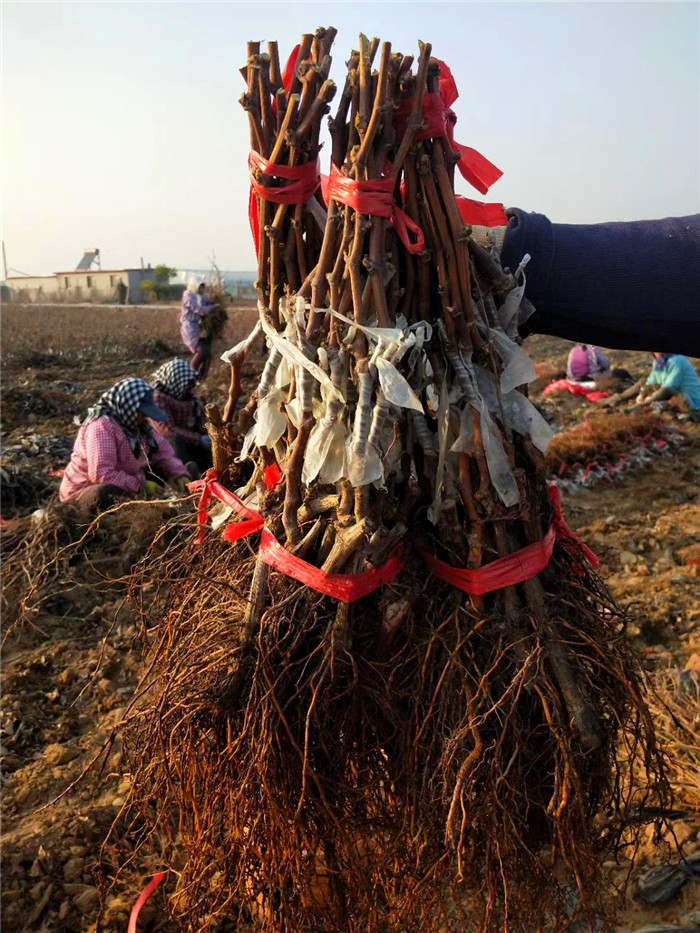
{"left": 5, "top": 267, "right": 158, "bottom": 304}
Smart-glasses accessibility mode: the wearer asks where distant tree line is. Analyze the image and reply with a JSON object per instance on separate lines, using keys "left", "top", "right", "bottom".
{"left": 141, "top": 265, "right": 182, "bottom": 302}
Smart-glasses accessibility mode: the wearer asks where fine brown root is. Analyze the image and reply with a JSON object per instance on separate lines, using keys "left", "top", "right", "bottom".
{"left": 111, "top": 521, "right": 670, "bottom": 933}
{"left": 639, "top": 668, "right": 700, "bottom": 814}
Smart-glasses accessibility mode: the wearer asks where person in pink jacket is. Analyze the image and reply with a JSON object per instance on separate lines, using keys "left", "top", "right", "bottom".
{"left": 150, "top": 359, "right": 213, "bottom": 474}
{"left": 59, "top": 378, "right": 190, "bottom": 514}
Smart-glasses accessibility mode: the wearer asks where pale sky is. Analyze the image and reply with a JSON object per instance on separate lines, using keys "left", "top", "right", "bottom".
{"left": 2, "top": 1, "right": 699, "bottom": 275}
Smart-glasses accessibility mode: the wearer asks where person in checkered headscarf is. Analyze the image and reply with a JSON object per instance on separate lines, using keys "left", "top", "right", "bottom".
{"left": 59, "top": 378, "right": 190, "bottom": 512}
{"left": 82, "top": 378, "right": 163, "bottom": 449}
{"left": 150, "top": 360, "right": 212, "bottom": 474}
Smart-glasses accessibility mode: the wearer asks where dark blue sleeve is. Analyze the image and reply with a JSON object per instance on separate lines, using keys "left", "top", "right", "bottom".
{"left": 501, "top": 209, "right": 700, "bottom": 355}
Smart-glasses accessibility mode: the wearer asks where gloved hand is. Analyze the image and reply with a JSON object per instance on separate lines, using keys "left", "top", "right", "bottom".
{"left": 200, "top": 434, "right": 212, "bottom": 450}
{"left": 468, "top": 224, "right": 508, "bottom": 252}
{"left": 144, "top": 480, "right": 161, "bottom": 500}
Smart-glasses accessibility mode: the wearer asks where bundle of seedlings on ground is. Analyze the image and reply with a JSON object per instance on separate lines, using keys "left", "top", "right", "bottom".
{"left": 116, "top": 29, "right": 670, "bottom": 933}
{"left": 1, "top": 499, "right": 181, "bottom": 641}
{"left": 547, "top": 412, "right": 685, "bottom": 491}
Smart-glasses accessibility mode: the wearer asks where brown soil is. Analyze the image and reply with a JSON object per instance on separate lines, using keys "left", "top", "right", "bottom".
{"left": 1, "top": 313, "right": 698, "bottom": 932}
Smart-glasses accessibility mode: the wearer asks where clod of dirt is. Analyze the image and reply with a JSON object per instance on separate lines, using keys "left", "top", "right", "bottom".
{"left": 43, "top": 743, "right": 81, "bottom": 767}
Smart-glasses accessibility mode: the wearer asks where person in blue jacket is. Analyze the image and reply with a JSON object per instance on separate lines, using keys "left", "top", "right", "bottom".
{"left": 475, "top": 211, "right": 700, "bottom": 356}
{"left": 602, "top": 353, "right": 700, "bottom": 414}
{"left": 639, "top": 353, "right": 700, "bottom": 408}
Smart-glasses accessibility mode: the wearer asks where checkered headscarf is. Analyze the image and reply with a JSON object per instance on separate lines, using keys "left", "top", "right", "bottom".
{"left": 83, "top": 378, "right": 156, "bottom": 452}
{"left": 151, "top": 359, "right": 198, "bottom": 400}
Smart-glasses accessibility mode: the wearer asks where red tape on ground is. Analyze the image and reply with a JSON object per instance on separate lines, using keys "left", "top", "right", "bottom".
{"left": 259, "top": 528, "right": 404, "bottom": 603}
{"left": 128, "top": 872, "right": 166, "bottom": 933}
{"left": 542, "top": 378, "right": 610, "bottom": 403}
{"left": 420, "top": 485, "right": 598, "bottom": 596}
{"left": 327, "top": 165, "right": 425, "bottom": 255}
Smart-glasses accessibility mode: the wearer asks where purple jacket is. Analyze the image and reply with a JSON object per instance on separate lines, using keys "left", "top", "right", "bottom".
{"left": 179, "top": 292, "right": 213, "bottom": 353}
{"left": 502, "top": 211, "right": 700, "bottom": 355}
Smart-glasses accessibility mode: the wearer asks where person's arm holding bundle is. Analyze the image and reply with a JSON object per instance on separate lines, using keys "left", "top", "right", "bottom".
{"left": 474, "top": 211, "right": 700, "bottom": 355}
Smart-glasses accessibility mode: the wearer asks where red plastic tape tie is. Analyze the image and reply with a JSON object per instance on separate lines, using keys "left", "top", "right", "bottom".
{"left": 421, "top": 526, "right": 556, "bottom": 597}
{"left": 547, "top": 484, "right": 600, "bottom": 570}
{"left": 394, "top": 63, "right": 503, "bottom": 195}
{"left": 270, "top": 45, "right": 301, "bottom": 118}
{"left": 190, "top": 474, "right": 214, "bottom": 544}
{"left": 249, "top": 151, "right": 321, "bottom": 204}
{"left": 327, "top": 165, "right": 425, "bottom": 255}
{"left": 264, "top": 463, "right": 283, "bottom": 489}
{"left": 282, "top": 44, "right": 301, "bottom": 95}
{"left": 248, "top": 152, "right": 320, "bottom": 256}
{"left": 421, "top": 484, "right": 598, "bottom": 596}
{"left": 128, "top": 872, "right": 167, "bottom": 933}
{"left": 455, "top": 195, "right": 508, "bottom": 228}
{"left": 259, "top": 528, "right": 404, "bottom": 603}
{"left": 189, "top": 470, "right": 264, "bottom": 544}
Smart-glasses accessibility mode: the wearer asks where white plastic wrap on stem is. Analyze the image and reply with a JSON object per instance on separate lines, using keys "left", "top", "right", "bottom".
{"left": 324, "top": 305, "right": 429, "bottom": 414}
{"left": 445, "top": 348, "right": 475, "bottom": 399}
{"left": 497, "top": 253, "right": 530, "bottom": 337}
{"left": 255, "top": 387, "right": 288, "bottom": 448}
{"left": 348, "top": 370, "right": 383, "bottom": 488}
{"left": 220, "top": 321, "right": 263, "bottom": 363}
{"left": 259, "top": 348, "right": 284, "bottom": 398}
{"left": 374, "top": 357, "right": 424, "bottom": 412}
{"left": 427, "top": 380, "right": 450, "bottom": 524}
{"left": 471, "top": 298, "right": 488, "bottom": 332}
{"left": 257, "top": 301, "right": 344, "bottom": 403}
{"left": 479, "top": 293, "right": 503, "bottom": 332}
{"left": 490, "top": 329, "right": 536, "bottom": 395}
{"left": 253, "top": 333, "right": 288, "bottom": 449}
{"left": 438, "top": 329, "right": 521, "bottom": 507}
{"left": 238, "top": 423, "right": 257, "bottom": 462}
{"left": 474, "top": 398, "right": 520, "bottom": 507}
{"left": 449, "top": 405, "right": 475, "bottom": 454}
{"left": 302, "top": 346, "right": 348, "bottom": 485}
{"left": 474, "top": 366, "right": 553, "bottom": 453}
{"left": 367, "top": 392, "right": 394, "bottom": 459}
{"left": 294, "top": 320, "right": 316, "bottom": 415}
{"left": 327, "top": 306, "right": 407, "bottom": 347}
{"left": 410, "top": 409, "right": 438, "bottom": 456}
{"left": 327, "top": 307, "right": 431, "bottom": 362}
